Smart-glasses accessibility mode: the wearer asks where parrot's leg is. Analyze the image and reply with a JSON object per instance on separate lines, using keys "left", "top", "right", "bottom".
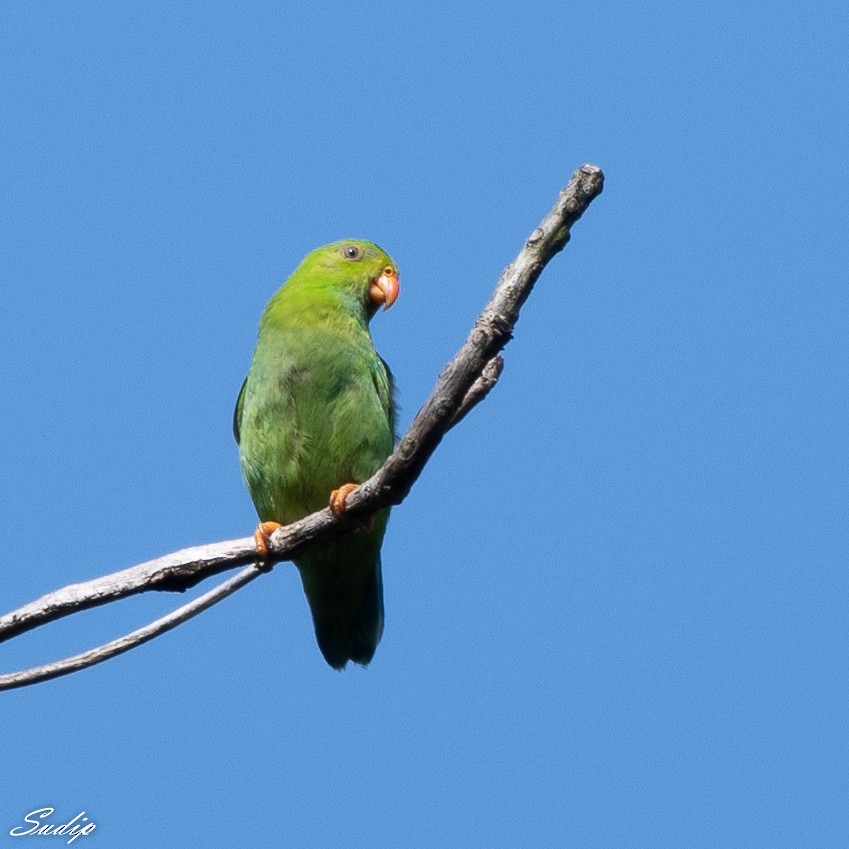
{"left": 329, "top": 483, "right": 374, "bottom": 530}
{"left": 253, "top": 520, "right": 284, "bottom": 564}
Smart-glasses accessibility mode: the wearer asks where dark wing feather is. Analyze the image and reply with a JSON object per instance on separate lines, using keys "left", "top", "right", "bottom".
{"left": 373, "top": 355, "right": 398, "bottom": 439}
{"left": 233, "top": 377, "right": 247, "bottom": 444}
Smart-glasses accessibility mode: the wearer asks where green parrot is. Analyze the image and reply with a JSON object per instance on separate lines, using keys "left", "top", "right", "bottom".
{"left": 233, "top": 240, "right": 399, "bottom": 669}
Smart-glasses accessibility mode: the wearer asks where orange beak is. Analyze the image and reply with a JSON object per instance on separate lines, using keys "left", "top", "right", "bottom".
{"left": 369, "top": 266, "right": 400, "bottom": 311}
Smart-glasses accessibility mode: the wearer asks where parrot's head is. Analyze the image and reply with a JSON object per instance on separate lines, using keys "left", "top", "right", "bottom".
{"left": 295, "top": 239, "right": 399, "bottom": 320}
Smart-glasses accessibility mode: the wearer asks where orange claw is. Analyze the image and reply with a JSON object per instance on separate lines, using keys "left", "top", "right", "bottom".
{"left": 329, "top": 483, "right": 359, "bottom": 514}
{"left": 254, "top": 520, "right": 284, "bottom": 563}
{"left": 329, "top": 483, "right": 375, "bottom": 530}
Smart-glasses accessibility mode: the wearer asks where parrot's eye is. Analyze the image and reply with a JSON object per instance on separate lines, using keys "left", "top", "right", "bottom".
{"left": 340, "top": 244, "right": 363, "bottom": 261}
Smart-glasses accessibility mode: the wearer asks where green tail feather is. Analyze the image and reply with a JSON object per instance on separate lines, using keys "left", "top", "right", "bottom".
{"left": 296, "top": 541, "right": 385, "bottom": 669}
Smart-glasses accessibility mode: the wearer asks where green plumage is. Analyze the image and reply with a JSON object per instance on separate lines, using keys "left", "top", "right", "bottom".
{"left": 234, "top": 240, "right": 398, "bottom": 668}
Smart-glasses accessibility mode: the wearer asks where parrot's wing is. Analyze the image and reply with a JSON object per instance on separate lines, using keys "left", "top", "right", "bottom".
{"left": 373, "top": 355, "right": 397, "bottom": 437}
{"left": 233, "top": 377, "right": 247, "bottom": 444}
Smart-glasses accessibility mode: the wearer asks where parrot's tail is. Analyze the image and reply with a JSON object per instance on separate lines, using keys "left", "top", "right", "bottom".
{"left": 297, "top": 548, "right": 385, "bottom": 670}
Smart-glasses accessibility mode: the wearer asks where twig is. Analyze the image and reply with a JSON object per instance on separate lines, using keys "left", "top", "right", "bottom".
{"left": 0, "top": 566, "right": 264, "bottom": 690}
{"left": 448, "top": 355, "right": 504, "bottom": 427}
{"left": 0, "top": 164, "right": 604, "bottom": 689}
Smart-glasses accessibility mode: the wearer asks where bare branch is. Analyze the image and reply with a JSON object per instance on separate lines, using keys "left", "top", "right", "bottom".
{"left": 0, "top": 164, "right": 604, "bottom": 688}
{"left": 342, "top": 163, "right": 605, "bottom": 515}
{"left": 0, "top": 566, "right": 264, "bottom": 690}
{"left": 0, "top": 538, "right": 260, "bottom": 644}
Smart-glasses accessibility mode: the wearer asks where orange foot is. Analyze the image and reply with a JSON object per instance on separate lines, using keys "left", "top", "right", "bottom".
{"left": 253, "top": 520, "right": 284, "bottom": 567}
{"left": 329, "top": 483, "right": 373, "bottom": 530}
{"left": 329, "top": 482, "right": 359, "bottom": 514}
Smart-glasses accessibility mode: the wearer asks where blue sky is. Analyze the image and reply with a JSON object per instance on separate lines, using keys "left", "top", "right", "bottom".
{"left": 1, "top": 2, "right": 847, "bottom": 847}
